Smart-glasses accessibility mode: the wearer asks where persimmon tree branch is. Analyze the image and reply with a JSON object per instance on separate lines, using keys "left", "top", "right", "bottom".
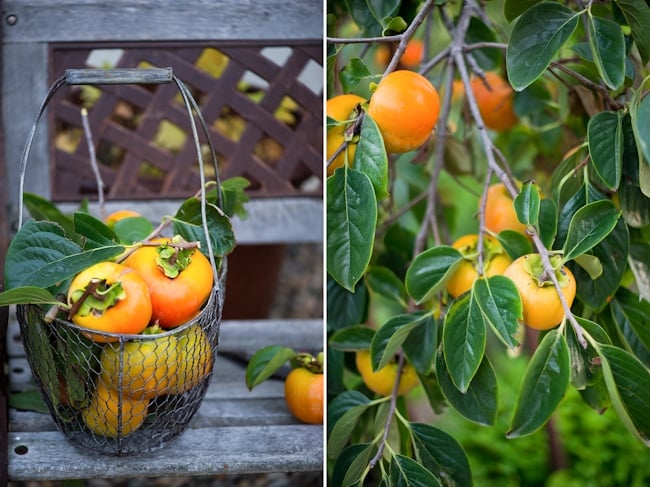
{"left": 455, "top": 0, "right": 587, "bottom": 347}
{"left": 414, "top": 59, "right": 456, "bottom": 253}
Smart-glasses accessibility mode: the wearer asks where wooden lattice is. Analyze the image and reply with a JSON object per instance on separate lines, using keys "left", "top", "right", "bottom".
{"left": 48, "top": 42, "right": 323, "bottom": 200}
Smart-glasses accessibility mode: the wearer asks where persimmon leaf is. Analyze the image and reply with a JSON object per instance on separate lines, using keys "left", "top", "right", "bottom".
{"left": 327, "top": 168, "right": 377, "bottom": 292}
{"left": 245, "top": 345, "right": 296, "bottom": 390}
{"left": 508, "top": 330, "right": 569, "bottom": 437}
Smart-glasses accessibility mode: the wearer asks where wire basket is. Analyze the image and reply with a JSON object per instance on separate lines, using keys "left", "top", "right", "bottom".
{"left": 14, "top": 68, "right": 227, "bottom": 456}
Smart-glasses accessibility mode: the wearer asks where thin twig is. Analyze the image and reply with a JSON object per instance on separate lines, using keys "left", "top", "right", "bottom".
{"left": 368, "top": 354, "right": 406, "bottom": 469}
{"left": 326, "top": 35, "right": 402, "bottom": 45}
{"left": 550, "top": 62, "right": 624, "bottom": 110}
{"left": 81, "top": 108, "right": 105, "bottom": 220}
{"left": 376, "top": 190, "right": 428, "bottom": 238}
{"left": 384, "top": 0, "right": 437, "bottom": 77}
{"left": 476, "top": 168, "right": 494, "bottom": 275}
{"left": 415, "top": 62, "right": 456, "bottom": 253}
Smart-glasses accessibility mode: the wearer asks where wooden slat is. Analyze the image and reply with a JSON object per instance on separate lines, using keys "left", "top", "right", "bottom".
{"left": 55, "top": 197, "right": 324, "bottom": 244}
{"left": 7, "top": 326, "right": 323, "bottom": 480}
{"left": 3, "top": 0, "right": 323, "bottom": 43}
{"left": 8, "top": 425, "right": 322, "bottom": 480}
{"left": 5, "top": 318, "right": 323, "bottom": 361}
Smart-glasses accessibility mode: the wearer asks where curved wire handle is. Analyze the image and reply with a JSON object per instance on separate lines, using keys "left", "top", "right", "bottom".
{"left": 16, "top": 68, "right": 224, "bottom": 284}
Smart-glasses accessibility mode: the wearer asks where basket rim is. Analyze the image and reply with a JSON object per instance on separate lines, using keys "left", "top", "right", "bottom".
{"left": 17, "top": 279, "right": 223, "bottom": 342}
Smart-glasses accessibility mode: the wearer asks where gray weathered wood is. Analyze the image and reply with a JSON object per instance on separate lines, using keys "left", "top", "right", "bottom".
{"left": 2, "top": 0, "right": 323, "bottom": 43}
{"left": 8, "top": 425, "right": 322, "bottom": 480}
{"left": 7, "top": 323, "right": 324, "bottom": 480}
{"left": 56, "top": 198, "right": 324, "bottom": 244}
{"left": 1, "top": 41, "right": 49, "bottom": 223}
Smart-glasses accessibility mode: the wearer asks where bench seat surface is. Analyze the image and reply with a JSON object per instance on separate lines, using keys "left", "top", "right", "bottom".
{"left": 6, "top": 318, "right": 324, "bottom": 481}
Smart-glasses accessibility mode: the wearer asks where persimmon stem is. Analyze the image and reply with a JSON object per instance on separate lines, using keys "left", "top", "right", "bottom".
{"left": 66, "top": 279, "right": 102, "bottom": 320}
{"left": 327, "top": 109, "right": 364, "bottom": 169}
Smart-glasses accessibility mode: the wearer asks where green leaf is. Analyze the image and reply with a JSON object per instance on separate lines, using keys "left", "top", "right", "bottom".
{"left": 389, "top": 454, "right": 442, "bottom": 487}
{"left": 619, "top": 179, "right": 650, "bottom": 228}
{"left": 9, "top": 390, "right": 49, "bottom": 414}
{"left": 629, "top": 241, "right": 650, "bottom": 301}
{"left": 506, "top": 2, "right": 579, "bottom": 91}
{"left": 0, "top": 287, "right": 59, "bottom": 307}
{"left": 609, "top": 288, "right": 650, "bottom": 366}
{"left": 327, "top": 391, "right": 371, "bottom": 458}
{"left": 111, "top": 216, "right": 154, "bottom": 244}
{"left": 588, "top": 14, "right": 625, "bottom": 90}
{"left": 4, "top": 220, "right": 124, "bottom": 290}
{"left": 4, "top": 220, "right": 78, "bottom": 289}
{"left": 327, "top": 168, "right": 377, "bottom": 292}
{"left": 513, "top": 181, "right": 540, "bottom": 226}
{"left": 73, "top": 212, "right": 119, "bottom": 249}
{"left": 340, "top": 443, "right": 375, "bottom": 487}
{"left": 22, "top": 192, "right": 76, "bottom": 239}
{"left": 327, "top": 277, "right": 369, "bottom": 332}
{"left": 410, "top": 423, "right": 473, "bottom": 487}
{"left": 354, "top": 114, "right": 388, "bottom": 199}
{"left": 244, "top": 345, "right": 296, "bottom": 390}
{"left": 173, "top": 198, "right": 236, "bottom": 257}
{"left": 435, "top": 349, "right": 498, "bottom": 426}
{"left": 331, "top": 443, "right": 372, "bottom": 487}
{"left": 641, "top": 156, "right": 650, "bottom": 197}
{"left": 538, "top": 198, "right": 558, "bottom": 249}
{"left": 443, "top": 292, "right": 486, "bottom": 393}
{"left": 365, "top": 266, "right": 407, "bottom": 308}
{"left": 569, "top": 217, "right": 629, "bottom": 312}
{"left": 507, "top": 330, "right": 570, "bottom": 438}
{"left": 556, "top": 181, "right": 605, "bottom": 248}
{"left": 621, "top": 112, "right": 640, "bottom": 183}
{"left": 466, "top": 16, "right": 502, "bottom": 71}
{"left": 567, "top": 317, "right": 610, "bottom": 390}
{"left": 371, "top": 313, "right": 427, "bottom": 370}
{"left": 496, "top": 230, "right": 533, "bottom": 260}
{"left": 615, "top": 0, "right": 650, "bottom": 65}
{"left": 405, "top": 246, "right": 463, "bottom": 304}
{"left": 346, "top": 0, "right": 400, "bottom": 37}
{"left": 598, "top": 344, "right": 650, "bottom": 445}
{"left": 473, "top": 276, "right": 522, "bottom": 349}
{"left": 588, "top": 111, "right": 623, "bottom": 190}
{"left": 382, "top": 16, "right": 407, "bottom": 36}
{"left": 573, "top": 253, "right": 603, "bottom": 280}
{"left": 329, "top": 325, "right": 375, "bottom": 352}
{"left": 340, "top": 57, "right": 373, "bottom": 93}
{"left": 504, "top": 0, "right": 543, "bottom": 22}
{"left": 403, "top": 314, "right": 438, "bottom": 375}
{"left": 562, "top": 199, "right": 621, "bottom": 262}
{"left": 218, "top": 176, "right": 251, "bottom": 219}
{"left": 631, "top": 88, "right": 650, "bottom": 167}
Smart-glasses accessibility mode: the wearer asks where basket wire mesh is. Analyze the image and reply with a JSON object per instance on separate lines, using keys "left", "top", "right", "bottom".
{"left": 14, "top": 68, "right": 227, "bottom": 456}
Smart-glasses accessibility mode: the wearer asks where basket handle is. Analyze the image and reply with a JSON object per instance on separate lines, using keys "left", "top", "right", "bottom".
{"left": 17, "top": 67, "right": 223, "bottom": 282}
{"left": 65, "top": 68, "right": 173, "bottom": 85}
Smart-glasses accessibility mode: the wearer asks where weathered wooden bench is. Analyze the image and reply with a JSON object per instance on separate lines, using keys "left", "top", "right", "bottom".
{"left": 1, "top": 0, "right": 323, "bottom": 483}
